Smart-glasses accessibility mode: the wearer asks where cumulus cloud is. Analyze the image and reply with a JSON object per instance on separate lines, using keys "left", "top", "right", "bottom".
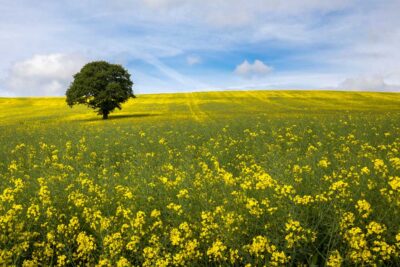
{"left": 5, "top": 53, "right": 86, "bottom": 96}
{"left": 235, "top": 60, "right": 273, "bottom": 78}
{"left": 338, "top": 75, "right": 400, "bottom": 92}
{"left": 186, "top": 56, "right": 201, "bottom": 66}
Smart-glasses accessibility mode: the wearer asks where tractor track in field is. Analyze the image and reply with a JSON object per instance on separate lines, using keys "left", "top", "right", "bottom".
{"left": 243, "top": 91, "right": 299, "bottom": 111}
{"left": 185, "top": 93, "right": 212, "bottom": 123}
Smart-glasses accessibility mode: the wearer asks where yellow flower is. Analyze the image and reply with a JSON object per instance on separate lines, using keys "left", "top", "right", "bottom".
{"left": 8, "top": 161, "right": 18, "bottom": 172}
{"left": 360, "top": 166, "right": 370, "bottom": 175}
{"left": 229, "top": 249, "right": 239, "bottom": 264}
{"left": 326, "top": 250, "right": 343, "bottom": 267}
{"left": 126, "top": 235, "right": 140, "bottom": 252}
{"left": 246, "top": 236, "right": 270, "bottom": 256}
{"left": 293, "top": 195, "right": 314, "bottom": 205}
{"left": 96, "top": 258, "right": 112, "bottom": 267}
{"left": 329, "top": 180, "right": 349, "bottom": 198}
{"left": 355, "top": 199, "right": 372, "bottom": 218}
{"left": 38, "top": 179, "right": 51, "bottom": 205}
{"left": 285, "top": 219, "right": 316, "bottom": 249}
{"left": 245, "top": 198, "right": 263, "bottom": 217}
{"left": 389, "top": 157, "right": 400, "bottom": 170}
{"left": 103, "top": 233, "right": 124, "bottom": 257}
{"left": 270, "top": 251, "right": 289, "bottom": 266}
{"left": 388, "top": 176, "right": 400, "bottom": 191}
{"left": 255, "top": 172, "right": 275, "bottom": 190}
{"left": 207, "top": 240, "right": 227, "bottom": 261}
{"left": 177, "top": 189, "right": 189, "bottom": 199}
{"left": 339, "top": 212, "right": 355, "bottom": 231}
{"left": 318, "top": 158, "right": 330, "bottom": 168}
{"left": 57, "top": 255, "right": 67, "bottom": 267}
{"left": 27, "top": 204, "right": 40, "bottom": 220}
{"left": 170, "top": 228, "right": 181, "bottom": 246}
{"left": 76, "top": 232, "right": 96, "bottom": 260}
{"left": 343, "top": 227, "right": 372, "bottom": 264}
{"left": 150, "top": 209, "right": 161, "bottom": 218}
{"left": 116, "top": 256, "right": 131, "bottom": 267}
{"left": 373, "top": 159, "right": 386, "bottom": 173}
{"left": 132, "top": 211, "right": 146, "bottom": 229}
{"left": 166, "top": 203, "right": 183, "bottom": 215}
{"left": 366, "top": 221, "right": 386, "bottom": 237}
{"left": 143, "top": 246, "right": 160, "bottom": 266}
{"left": 395, "top": 233, "right": 400, "bottom": 249}
{"left": 371, "top": 240, "right": 395, "bottom": 260}
{"left": 244, "top": 236, "right": 288, "bottom": 265}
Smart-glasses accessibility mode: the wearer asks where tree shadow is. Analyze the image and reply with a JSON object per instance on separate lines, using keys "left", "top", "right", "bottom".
{"left": 80, "top": 113, "right": 160, "bottom": 122}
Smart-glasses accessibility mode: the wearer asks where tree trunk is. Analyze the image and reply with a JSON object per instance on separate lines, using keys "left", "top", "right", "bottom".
{"left": 102, "top": 111, "right": 109, "bottom": 120}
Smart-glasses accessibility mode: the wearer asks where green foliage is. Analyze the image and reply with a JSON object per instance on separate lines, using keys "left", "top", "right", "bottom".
{"left": 66, "top": 61, "right": 134, "bottom": 119}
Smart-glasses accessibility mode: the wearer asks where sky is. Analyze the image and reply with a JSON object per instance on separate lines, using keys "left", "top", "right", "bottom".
{"left": 0, "top": 0, "right": 400, "bottom": 96}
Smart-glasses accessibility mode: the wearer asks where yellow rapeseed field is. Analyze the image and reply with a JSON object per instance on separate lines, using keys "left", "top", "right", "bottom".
{"left": 1, "top": 90, "right": 400, "bottom": 266}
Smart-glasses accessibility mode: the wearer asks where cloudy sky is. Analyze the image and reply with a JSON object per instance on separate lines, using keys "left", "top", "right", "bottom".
{"left": 0, "top": 0, "right": 400, "bottom": 96}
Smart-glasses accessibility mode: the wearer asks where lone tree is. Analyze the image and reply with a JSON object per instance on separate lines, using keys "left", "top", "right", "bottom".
{"left": 66, "top": 61, "right": 134, "bottom": 119}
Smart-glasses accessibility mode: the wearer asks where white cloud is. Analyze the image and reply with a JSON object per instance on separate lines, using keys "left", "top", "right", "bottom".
{"left": 338, "top": 75, "right": 400, "bottom": 92}
{"left": 186, "top": 55, "right": 201, "bottom": 65}
{"left": 235, "top": 60, "right": 273, "bottom": 78}
{"left": 5, "top": 53, "right": 86, "bottom": 96}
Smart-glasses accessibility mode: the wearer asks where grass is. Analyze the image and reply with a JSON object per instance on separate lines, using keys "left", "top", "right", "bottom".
{"left": 1, "top": 90, "right": 400, "bottom": 266}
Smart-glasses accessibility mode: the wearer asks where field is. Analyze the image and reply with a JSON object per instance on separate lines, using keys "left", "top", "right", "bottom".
{"left": 1, "top": 90, "right": 400, "bottom": 266}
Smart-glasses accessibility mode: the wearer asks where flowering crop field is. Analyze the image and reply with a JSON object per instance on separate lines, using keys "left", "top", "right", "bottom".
{"left": 1, "top": 90, "right": 400, "bottom": 266}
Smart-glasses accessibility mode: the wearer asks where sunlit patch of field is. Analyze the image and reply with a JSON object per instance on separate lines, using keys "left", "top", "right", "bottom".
{"left": 1, "top": 90, "right": 399, "bottom": 124}
{"left": 1, "top": 90, "right": 400, "bottom": 266}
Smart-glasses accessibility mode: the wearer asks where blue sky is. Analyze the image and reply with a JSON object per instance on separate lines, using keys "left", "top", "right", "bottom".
{"left": 0, "top": 0, "right": 399, "bottom": 96}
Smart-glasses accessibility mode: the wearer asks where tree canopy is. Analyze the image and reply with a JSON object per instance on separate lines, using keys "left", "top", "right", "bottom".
{"left": 66, "top": 61, "right": 134, "bottom": 119}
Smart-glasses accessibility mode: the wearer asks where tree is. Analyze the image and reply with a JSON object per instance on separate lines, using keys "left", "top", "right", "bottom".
{"left": 66, "top": 61, "right": 134, "bottom": 119}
